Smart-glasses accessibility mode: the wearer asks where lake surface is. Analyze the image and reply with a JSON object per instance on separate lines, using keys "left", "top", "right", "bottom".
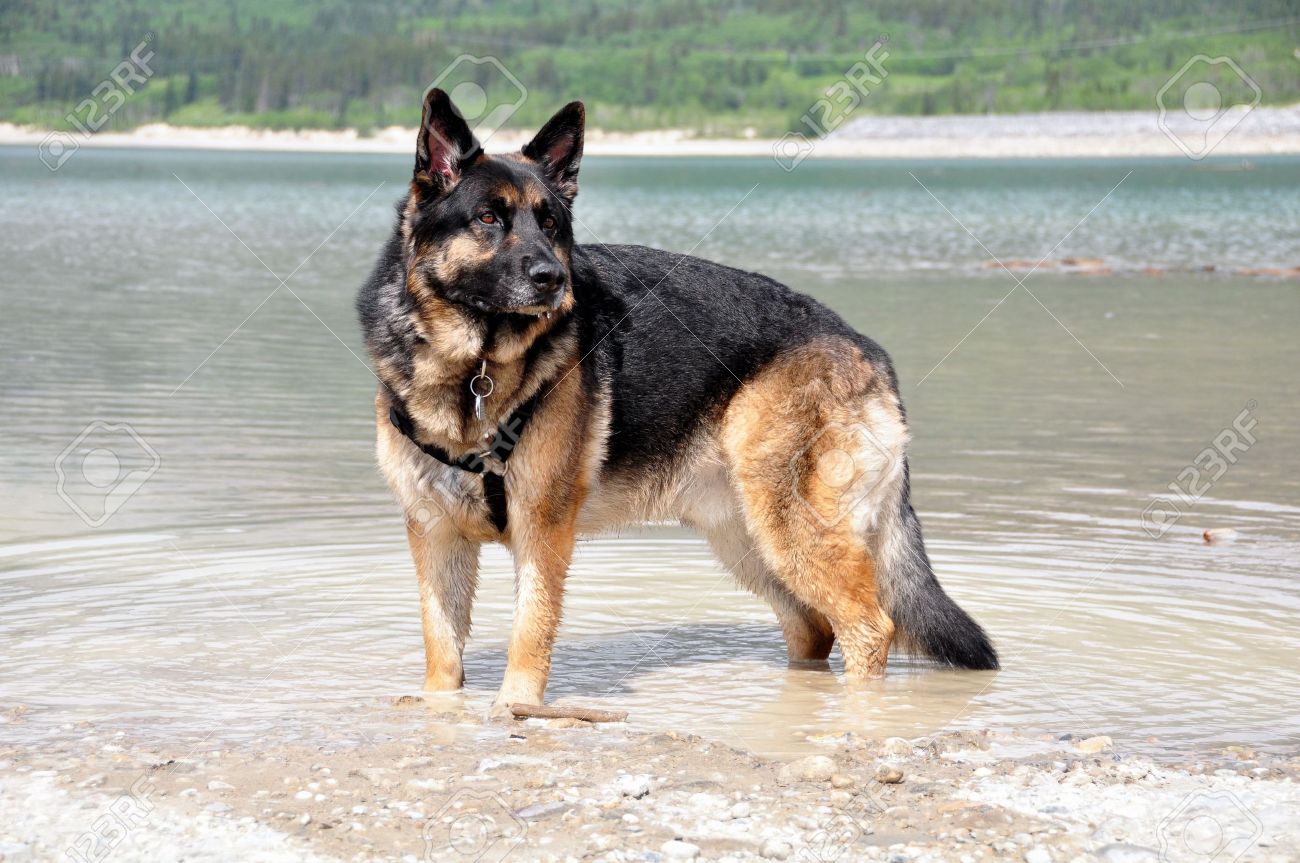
{"left": 2, "top": 146, "right": 1298, "bottom": 758}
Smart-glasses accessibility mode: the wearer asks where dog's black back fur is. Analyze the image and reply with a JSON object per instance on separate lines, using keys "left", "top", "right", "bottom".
{"left": 566, "top": 244, "right": 901, "bottom": 477}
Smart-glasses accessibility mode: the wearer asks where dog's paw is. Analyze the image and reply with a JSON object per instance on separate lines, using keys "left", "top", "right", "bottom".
{"left": 422, "top": 673, "right": 464, "bottom": 693}
{"left": 489, "top": 678, "right": 544, "bottom": 720}
{"left": 487, "top": 700, "right": 518, "bottom": 720}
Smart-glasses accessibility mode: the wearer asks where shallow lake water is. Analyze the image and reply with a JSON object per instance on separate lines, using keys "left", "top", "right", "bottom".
{"left": 2, "top": 147, "right": 1298, "bottom": 758}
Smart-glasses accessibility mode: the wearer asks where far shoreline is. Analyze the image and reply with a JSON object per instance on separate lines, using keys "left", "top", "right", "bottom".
{"left": 6, "top": 106, "right": 1300, "bottom": 160}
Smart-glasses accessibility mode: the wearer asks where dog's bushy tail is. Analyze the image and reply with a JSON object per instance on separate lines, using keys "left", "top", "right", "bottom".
{"left": 875, "top": 473, "right": 999, "bottom": 670}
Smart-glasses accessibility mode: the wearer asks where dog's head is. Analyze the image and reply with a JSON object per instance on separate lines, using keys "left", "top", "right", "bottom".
{"left": 401, "top": 89, "right": 584, "bottom": 317}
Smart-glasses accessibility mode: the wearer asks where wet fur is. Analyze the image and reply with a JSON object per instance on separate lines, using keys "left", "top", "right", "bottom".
{"left": 357, "top": 91, "right": 997, "bottom": 711}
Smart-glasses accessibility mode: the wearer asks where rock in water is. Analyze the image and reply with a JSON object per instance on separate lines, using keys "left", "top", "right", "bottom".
{"left": 1203, "top": 528, "right": 1238, "bottom": 545}
{"left": 1076, "top": 735, "right": 1113, "bottom": 754}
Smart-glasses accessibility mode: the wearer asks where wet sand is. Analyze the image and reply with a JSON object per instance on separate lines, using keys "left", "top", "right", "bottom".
{"left": 2, "top": 701, "right": 1297, "bottom": 862}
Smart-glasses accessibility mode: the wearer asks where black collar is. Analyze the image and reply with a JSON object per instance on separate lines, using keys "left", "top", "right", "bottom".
{"left": 387, "top": 384, "right": 547, "bottom": 533}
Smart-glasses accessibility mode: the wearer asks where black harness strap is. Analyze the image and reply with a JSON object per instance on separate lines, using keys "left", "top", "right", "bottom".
{"left": 387, "top": 387, "right": 546, "bottom": 533}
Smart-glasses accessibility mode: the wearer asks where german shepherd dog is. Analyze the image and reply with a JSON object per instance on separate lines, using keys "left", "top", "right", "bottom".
{"left": 357, "top": 89, "right": 998, "bottom": 714}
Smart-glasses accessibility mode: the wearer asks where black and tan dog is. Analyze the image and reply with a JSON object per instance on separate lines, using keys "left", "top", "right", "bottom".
{"left": 357, "top": 89, "right": 997, "bottom": 714}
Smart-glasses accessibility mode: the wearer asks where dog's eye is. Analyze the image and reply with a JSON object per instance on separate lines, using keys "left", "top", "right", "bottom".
{"left": 478, "top": 212, "right": 497, "bottom": 225}
{"left": 541, "top": 215, "right": 557, "bottom": 230}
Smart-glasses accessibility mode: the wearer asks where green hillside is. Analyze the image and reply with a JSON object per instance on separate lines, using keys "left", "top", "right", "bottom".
{"left": 2, "top": 0, "right": 1297, "bottom": 135}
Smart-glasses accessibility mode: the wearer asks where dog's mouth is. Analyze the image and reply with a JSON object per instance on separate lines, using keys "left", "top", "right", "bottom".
{"left": 463, "top": 292, "right": 567, "bottom": 318}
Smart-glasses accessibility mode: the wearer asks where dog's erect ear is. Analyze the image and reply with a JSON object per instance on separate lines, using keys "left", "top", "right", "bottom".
{"left": 522, "top": 101, "right": 585, "bottom": 202}
{"left": 414, "top": 88, "right": 481, "bottom": 192}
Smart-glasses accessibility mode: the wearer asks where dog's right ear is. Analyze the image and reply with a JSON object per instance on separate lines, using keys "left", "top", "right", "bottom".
{"left": 414, "top": 88, "right": 481, "bottom": 193}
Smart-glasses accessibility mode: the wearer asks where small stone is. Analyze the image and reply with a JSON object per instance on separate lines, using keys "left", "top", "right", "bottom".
{"left": 299, "top": 813, "right": 312, "bottom": 826}
{"left": 729, "top": 801, "right": 751, "bottom": 819}
{"left": 880, "top": 737, "right": 913, "bottom": 756}
{"left": 875, "top": 765, "right": 904, "bottom": 784}
{"left": 1076, "top": 736, "right": 1113, "bottom": 754}
{"left": 830, "top": 773, "right": 854, "bottom": 789}
{"left": 1024, "top": 849, "right": 1051, "bottom": 863}
{"left": 351, "top": 767, "right": 391, "bottom": 784}
{"left": 778, "top": 755, "right": 838, "bottom": 784}
{"left": 395, "top": 756, "right": 434, "bottom": 769}
{"left": 616, "top": 774, "right": 652, "bottom": 798}
{"left": 179, "top": 787, "right": 198, "bottom": 798}
{"left": 1202, "top": 528, "right": 1238, "bottom": 545}
{"left": 516, "top": 801, "right": 568, "bottom": 820}
{"left": 1096, "top": 844, "right": 1160, "bottom": 863}
{"left": 761, "top": 839, "right": 793, "bottom": 860}
{"left": 207, "top": 780, "right": 234, "bottom": 791}
{"left": 294, "top": 790, "right": 313, "bottom": 800}
{"left": 661, "top": 840, "right": 700, "bottom": 859}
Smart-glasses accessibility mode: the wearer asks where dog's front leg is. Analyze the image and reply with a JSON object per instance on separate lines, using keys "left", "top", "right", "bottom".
{"left": 407, "top": 521, "right": 479, "bottom": 692}
{"left": 491, "top": 525, "right": 574, "bottom": 716}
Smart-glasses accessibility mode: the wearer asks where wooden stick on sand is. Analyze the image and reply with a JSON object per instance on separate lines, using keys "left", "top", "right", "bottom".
{"left": 509, "top": 703, "right": 629, "bottom": 723}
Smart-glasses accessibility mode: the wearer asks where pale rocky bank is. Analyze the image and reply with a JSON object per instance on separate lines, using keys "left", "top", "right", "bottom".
{"left": 4, "top": 106, "right": 1300, "bottom": 159}
{"left": 1, "top": 699, "right": 1297, "bottom": 862}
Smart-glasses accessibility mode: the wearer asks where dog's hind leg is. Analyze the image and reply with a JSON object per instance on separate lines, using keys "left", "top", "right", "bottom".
{"left": 406, "top": 521, "right": 480, "bottom": 692}
{"left": 719, "top": 339, "right": 905, "bottom": 679}
{"left": 701, "top": 517, "right": 835, "bottom": 664}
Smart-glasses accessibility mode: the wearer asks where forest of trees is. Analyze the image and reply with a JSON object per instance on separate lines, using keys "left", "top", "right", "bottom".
{"left": 1, "top": 0, "right": 1297, "bottom": 135}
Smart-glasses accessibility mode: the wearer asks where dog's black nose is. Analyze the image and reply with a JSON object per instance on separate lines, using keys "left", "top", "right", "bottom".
{"left": 527, "top": 261, "right": 565, "bottom": 292}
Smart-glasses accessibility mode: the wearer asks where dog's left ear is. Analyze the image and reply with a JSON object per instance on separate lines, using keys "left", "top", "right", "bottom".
{"left": 522, "top": 101, "right": 584, "bottom": 203}
{"left": 415, "top": 88, "right": 481, "bottom": 194}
